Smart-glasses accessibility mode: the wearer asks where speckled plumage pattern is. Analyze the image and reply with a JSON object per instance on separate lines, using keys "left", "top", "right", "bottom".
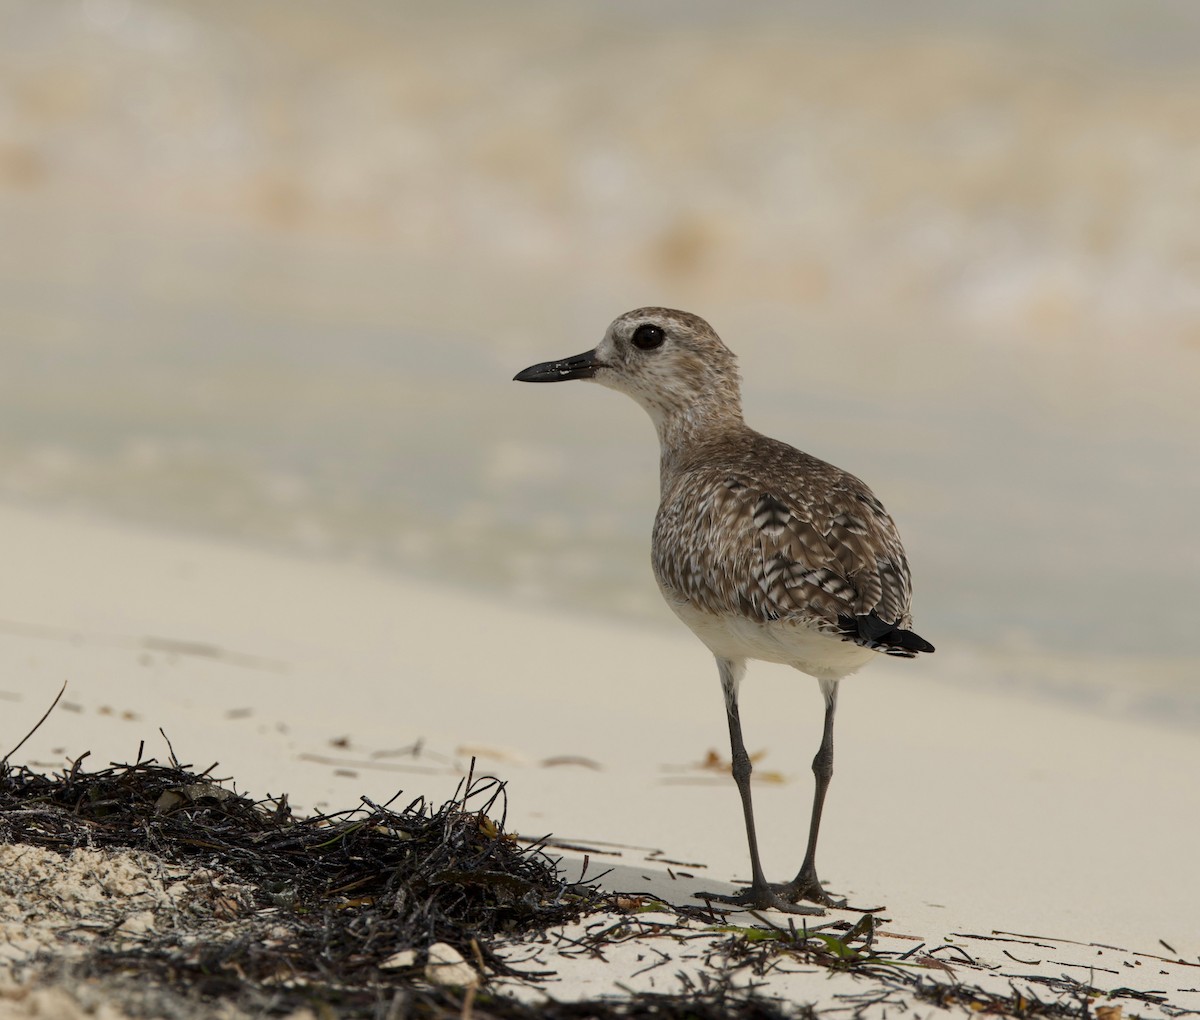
{"left": 652, "top": 430, "right": 917, "bottom": 658}
{"left": 515, "top": 307, "right": 933, "bottom": 912}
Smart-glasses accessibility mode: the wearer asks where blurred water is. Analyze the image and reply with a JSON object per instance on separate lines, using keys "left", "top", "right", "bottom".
{"left": 0, "top": 1, "right": 1197, "bottom": 723}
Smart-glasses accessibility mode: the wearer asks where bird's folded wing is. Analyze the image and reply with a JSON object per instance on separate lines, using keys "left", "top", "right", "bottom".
{"left": 652, "top": 469, "right": 914, "bottom": 632}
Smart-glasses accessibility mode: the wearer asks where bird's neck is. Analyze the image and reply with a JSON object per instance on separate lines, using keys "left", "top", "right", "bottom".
{"left": 653, "top": 398, "right": 747, "bottom": 480}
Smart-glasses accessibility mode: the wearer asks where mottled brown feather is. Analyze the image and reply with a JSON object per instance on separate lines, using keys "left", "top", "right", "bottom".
{"left": 652, "top": 430, "right": 914, "bottom": 635}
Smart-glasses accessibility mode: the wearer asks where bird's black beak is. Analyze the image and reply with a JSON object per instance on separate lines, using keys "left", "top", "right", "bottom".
{"left": 513, "top": 349, "right": 602, "bottom": 383}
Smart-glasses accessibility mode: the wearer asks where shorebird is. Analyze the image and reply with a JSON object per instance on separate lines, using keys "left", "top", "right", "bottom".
{"left": 514, "top": 308, "right": 934, "bottom": 914}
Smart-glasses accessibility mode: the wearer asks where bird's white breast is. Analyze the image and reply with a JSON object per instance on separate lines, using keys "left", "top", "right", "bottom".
{"left": 666, "top": 598, "right": 877, "bottom": 682}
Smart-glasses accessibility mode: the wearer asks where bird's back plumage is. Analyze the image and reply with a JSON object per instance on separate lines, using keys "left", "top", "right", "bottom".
{"left": 653, "top": 427, "right": 931, "bottom": 666}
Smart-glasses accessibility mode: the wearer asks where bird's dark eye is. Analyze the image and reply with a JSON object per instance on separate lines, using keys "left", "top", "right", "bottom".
{"left": 632, "top": 323, "right": 665, "bottom": 351}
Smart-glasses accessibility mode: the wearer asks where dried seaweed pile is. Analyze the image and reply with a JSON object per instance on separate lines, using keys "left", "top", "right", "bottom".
{"left": 0, "top": 749, "right": 586, "bottom": 954}
{"left": 0, "top": 751, "right": 606, "bottom": 1015}
{"left": 0, "top": 751, "right": 809, "bottom": 1018}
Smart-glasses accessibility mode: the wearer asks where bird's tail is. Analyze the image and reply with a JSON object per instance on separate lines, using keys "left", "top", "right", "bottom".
{"left": 838, "top": 610, "right": 935, "bottom": 658}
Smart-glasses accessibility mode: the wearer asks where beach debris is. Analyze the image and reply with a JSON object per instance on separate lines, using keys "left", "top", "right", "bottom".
{"left": 153, "top": 780, "right": 236, "bottom": 813}
{"left": 424, "top": 942, "right": 480, "bottom": 989}
{"left": 660, "top": 748, "right": 786, "bottom": 785}
{"left": 380, "top": 949, "right": 417, "bottom": 970}
{"left": 456, "top": 745, "right": 528, "bottom": 765}
{"left": 2, "top": 749, "right": 1194, "bottom": 1020}
{"left": 0, "top": 750, "right": 629, "bottom": 1012}
{"left": 539, "top": 755, "right": 602, "bottom": 770}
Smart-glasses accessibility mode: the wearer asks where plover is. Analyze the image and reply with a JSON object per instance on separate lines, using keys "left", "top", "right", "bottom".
{"left": 514, "top": 308, "right": 934, "bottom": 914}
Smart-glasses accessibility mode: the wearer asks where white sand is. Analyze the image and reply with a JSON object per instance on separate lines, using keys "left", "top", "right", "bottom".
{"left": 1, "top": 503, "right": 1197, "bottom": 1015}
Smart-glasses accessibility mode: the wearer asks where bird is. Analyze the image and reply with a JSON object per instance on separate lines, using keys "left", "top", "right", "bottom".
{"left": 514, "top": 307, "right": 934, "bottom": 914}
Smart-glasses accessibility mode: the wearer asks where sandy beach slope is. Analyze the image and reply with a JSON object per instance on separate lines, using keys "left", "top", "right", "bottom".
{"left": 1, "top": 503, "right": 1197, "bottom": 1015}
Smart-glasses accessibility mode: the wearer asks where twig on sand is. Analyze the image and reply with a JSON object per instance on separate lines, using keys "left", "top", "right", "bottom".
{"left": 1, "top": 679, "right": 67, "bottom": 763}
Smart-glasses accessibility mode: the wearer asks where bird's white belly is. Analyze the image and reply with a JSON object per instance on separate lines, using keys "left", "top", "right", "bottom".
{"left": 667, "top": 599, "right": 877, "bottom": 681}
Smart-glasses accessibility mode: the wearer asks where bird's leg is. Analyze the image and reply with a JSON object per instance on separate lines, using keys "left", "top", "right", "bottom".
{"left": 781, "top": 679, "right": 845, "bottom": 907}
{"left": 697, "top": 658, "right": 824, "bottom": 916}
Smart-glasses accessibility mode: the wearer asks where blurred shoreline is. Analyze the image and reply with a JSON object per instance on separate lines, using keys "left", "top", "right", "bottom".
{"left": 1, "top": 2, "right": 1197, "bottom": 718}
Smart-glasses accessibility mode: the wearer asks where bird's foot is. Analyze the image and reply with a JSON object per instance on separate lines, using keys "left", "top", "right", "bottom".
{"left": 695, "top": 881, "right": 827, "bottom": 916}
{"left": 779, "top": 875, "right": 847, "bottom": 910}
{"left": 782, "top": 874, "right": 886, "bottom": 913}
